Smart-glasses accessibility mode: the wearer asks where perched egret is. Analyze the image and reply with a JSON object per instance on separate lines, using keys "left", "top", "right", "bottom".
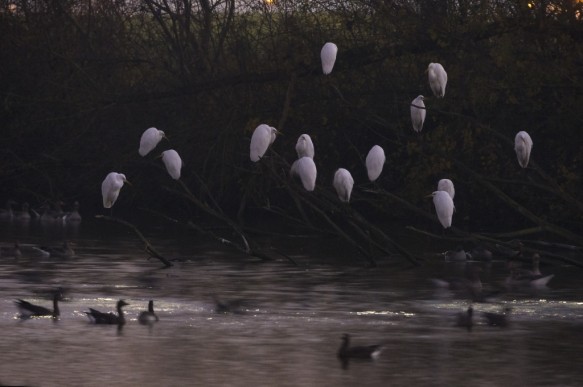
{"left": 139, "top": 127, "right": 166, "bottom": 157}
{"left": 321, "top": 42, "right": 338, "bottom": 75}
{"left": 430, "top": 191, "right": 454, "bottom": 228}
{"left": 101, "top": 172, "right": 129, "bottom": 209}
{"left": 437, "top": 179, "right": 455, "bottom": 200}
{"left": 290, "top": 157, "right": 317, "bottom": 191}
{"left": 427, "top": 63, "right": 447, "bottom": 98}
{"left": 161, "top": 149, "right": 182, "bottom": 180}
{"left": 333, "top": 168, "right": 354, "bottom": 203}
{"left": 410, "top": 95, "right": 426, "bottom": 132}
{"left": 250, "top": 124, "right": 278, "bottom": 162}
{"left": 295, "top": 134, "right": 315, "bottom": 159}
{"left": 365, "top": 145, "right": 385, "bottom": 182}
{"left": 514, "top": 131, "right": 533, "bottom": 168}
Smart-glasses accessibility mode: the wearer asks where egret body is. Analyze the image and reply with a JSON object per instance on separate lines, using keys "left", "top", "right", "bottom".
{"left": 139, "top": 127, "right": 166, "bottom": 157}
{"left": 321, "top": 42, "right": 338, "bottom": 75}
{"left": 290, "top": 157, "right": 317, "bottom": 191}
{"left": 514, "top": 131, "right": 533, "bottom": 168}
{"left": 366, "top": 145, "right": 385, "bottom": 182}
{"left": 431, "top": 190, "right": 454, "bottom": 228}
{"left": 427, "top": 63, "right": 447, "bottom": 98}
{"left": 161, "top": 149, "right": 182, "bottom": 180}
{"left": 101, "top": 172, "right": 128, "bottom": 209}
{"left": 437, "top": 179, "right": 455, "bottom": 200}
{"left": 295, "top": 134, "right": 315, "bottom": 159}
{"left": 250, "top": 124, "right": 278, "bottom": 162}
{"left": 411, "top": 95, "right": 426, "bottom": 132}
{"left": 333, "top": 168, "right": 354, "bottom": 203}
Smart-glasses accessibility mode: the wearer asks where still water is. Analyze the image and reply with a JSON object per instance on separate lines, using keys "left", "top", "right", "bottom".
{"left": 0, "top": 219, "right": 582, "bottom": 386}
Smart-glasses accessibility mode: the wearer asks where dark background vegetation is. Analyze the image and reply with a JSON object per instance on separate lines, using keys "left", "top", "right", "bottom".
{"left": 0, "top": 0, "right": 582, "bottom": 249}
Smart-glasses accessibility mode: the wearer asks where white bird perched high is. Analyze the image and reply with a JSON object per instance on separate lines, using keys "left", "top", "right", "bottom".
{"left": 333, "top": 168, "right": 354, "bottom": 203}
{"left": 514, "top": 131, "right": 533, "bottom": 168}
{"left": 365, "top": 145, "right": 385, "bottom": 182}
{"left": 437, "top": 179, "right": 455, "bottom": 200}
{"left": 250, "top": 124, "right": 278, "bottom": 162}
{"left": 101, "top": 172, "right": 129, "bottom": 209}
{"left": 161, "top": 149, "right": 182, "bottom": 180}
{"left": 430, "top": 191, "right": 454, "bottom": 229}
{"left": 290, "top": 157, "right": 317, "bottom": 191}
{"left": 295, "top": 134, "right": 315, "bottom": 159}
{"left": 410, "top": 95, "right": 426, "bottom": 132}
{"left": 320, "top": 42, "right": 338, "bottom": 75}
{"left": 427, "top": 63, "right": 447, "bottom": 98}
{"left": 139, "top": 127, "right": 166, "bottom": 157}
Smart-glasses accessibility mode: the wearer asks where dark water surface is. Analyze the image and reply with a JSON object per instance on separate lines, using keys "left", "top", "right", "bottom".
{"left": 1, "top": 220, "right": 582, "bottom": 386}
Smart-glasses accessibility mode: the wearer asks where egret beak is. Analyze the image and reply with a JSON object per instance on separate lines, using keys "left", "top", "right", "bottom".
{"left": 124, "top": 179, "right": 132, "bottom": 187}
{"left": 425, "top": 193, "right": 434, "bottom": 198}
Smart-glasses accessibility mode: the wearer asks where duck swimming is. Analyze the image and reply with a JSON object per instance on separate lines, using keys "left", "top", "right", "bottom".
{"left": 15, "top": 290, "right": 61, "bottom": 319}
{"left": 138, "top": 300, "right": 159, "bottom": 325}
{"left": 85, "top": 300, "right": 129, "bottom": 325}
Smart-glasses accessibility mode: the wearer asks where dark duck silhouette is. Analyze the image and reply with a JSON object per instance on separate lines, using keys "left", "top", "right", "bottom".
{"left": 482, "top": 307, "right": 511, "bottom": 327}
{"left": 33, "top": 241, "right": 75, "bottom": 258}
{"left": 213, "top": 296, "right": 247, "bottom": 314}
{"left": 85, "top": 300, "right": 129, "bottom": 325}
{"left": 506, "top": 253, "right": 554, "bottom": 288}
{"left": 138, "top": 300, "right": 159, "bottom": 325}
{"left": 455, "top": 306, "right": 473, "bottom": 332}
{"left": 337, "top": 334, "right": 383, "bottom": 368}
{"left": 15, "top": 290, "right": 62, "bottom": 319}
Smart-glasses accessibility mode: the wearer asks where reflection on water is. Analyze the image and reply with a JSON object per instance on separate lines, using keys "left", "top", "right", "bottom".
{"left": 0, "top": 220, "right": 583, "bottom": 386}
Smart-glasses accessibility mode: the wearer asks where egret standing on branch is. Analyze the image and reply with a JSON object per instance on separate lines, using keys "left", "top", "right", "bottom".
{"left": 250, "top": 124, "right": 279, "bottom": 162}
{"left": 161, "top": 149, "right": 182, "bottom": 180}
{"left": 437, "top": 179, "right": 455, "bottom": 200}
{"left": 101, "top": 172, "right": 129, "bottom": 208}
{"left": 333, "top": 168, "right": 354, "bottom": 203}
{"left": 430, "top": 191, "right": 454, "bottom": 229}
{"left": 411, "top": 95, "right": 426, "bottom": 133}
{"left": 365, "top": 145, "right": 385, "bottom": 182}
{"left": 427, "top": 63, "right": 447, "bottom": 98}
{"left": 291, "top": 157, "right": 317, "bottom": 191}
{"left": 139, "top": 127, "right": 166, "bottom": 157}
{"left": 321, "top": 42, "right": 338, "bottom": 75}
{"left": 514, "top": 131, "right": 533, "bottom": 168}
{"left": 295, "top": 134, "right": 315, "bottom": 159}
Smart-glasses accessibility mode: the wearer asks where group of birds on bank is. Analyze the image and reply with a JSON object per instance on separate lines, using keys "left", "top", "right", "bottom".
{"left": 0, "top": 200, "right": 82, "bottom": 225}
{"left": 247, "top": 43, "right": 534, "bottom": 230}
{"left": 14, "top": 293, "right": 158, "bottom": 326}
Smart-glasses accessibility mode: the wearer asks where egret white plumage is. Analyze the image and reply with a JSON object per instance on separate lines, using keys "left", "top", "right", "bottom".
{"left": 250, "top": 124, "right": 278, "bottom": 162}
{"left": 514, "top": 131, "right": 533, "bottom": 168}
{"left": 365, "top": 145, "right": 385, "bottom": 182}
{"left": 430, "top": 191, "right": 454, "bottom": 228}
{"left": 139, "top": 127, "right": 166, "bottom": 157}
{"left": 161, "top": 149, "right": 182, "bottom": 180}
{"left": 410, "top": 95, "right": 426, "bottom": 132}
{"left": 320, "top": 42, "right": 338, "bottom": 75}
{"left": 427, "top": 63, "right": 447, "bottom": 98}
{"left": 290, "top": 157, "right": 317, "bottom": 191}
{"left": 437, "top": 179, "right": 455, "bottom": 200}
{"left": 101, "top": 172, "right": 129, "bottom": 208}
{"left": 333, "top": 168, "right": 354, "bottom": 203}
{"left": 295, "top": 134, "right": 315, "bottom": 159}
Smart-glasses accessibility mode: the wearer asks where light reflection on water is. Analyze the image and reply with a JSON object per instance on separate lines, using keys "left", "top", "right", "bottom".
{"left": 0, "top": 221, "right": 582, "bottom": 386}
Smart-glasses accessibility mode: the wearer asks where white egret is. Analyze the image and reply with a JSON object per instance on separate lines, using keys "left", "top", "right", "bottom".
{"left": 250, "top": 124, "right": 278, "bottom": 162}
{"left": 101, "top": 172, "right": 129, "bottom": 208}
{"left": 139, "top": 127, "right": 166, "bottom": 157}
{"left": 427, "top": 63, "right": 447, "bottom": 98}
{"left": 161, "top": 149, "right": 182, "bottom": 180}
{"left": 430, "top": 190, "right": 454, "bottom": 228}
{"left": 333, "top": 168, "right": 354, "bottom": 203}
{"left": 410, "top": 95, "right": 426, "bottom": 132}
{"left": 365, "top": 145, "right": 385, "bottom": 182}
{"left": 290, "top": 157, "right": 317, "bottom": 191}
{"left": 514, "top": 131, "right": 533, "bottom": 168}
{"left": 321, "top": 42, "right": 338, "bottom": 75}
{"left": 295, "top": 134, "right": 315, "bottom": 159}
{"left": 437, "top": 178, "right": 455, "bottom": 200}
